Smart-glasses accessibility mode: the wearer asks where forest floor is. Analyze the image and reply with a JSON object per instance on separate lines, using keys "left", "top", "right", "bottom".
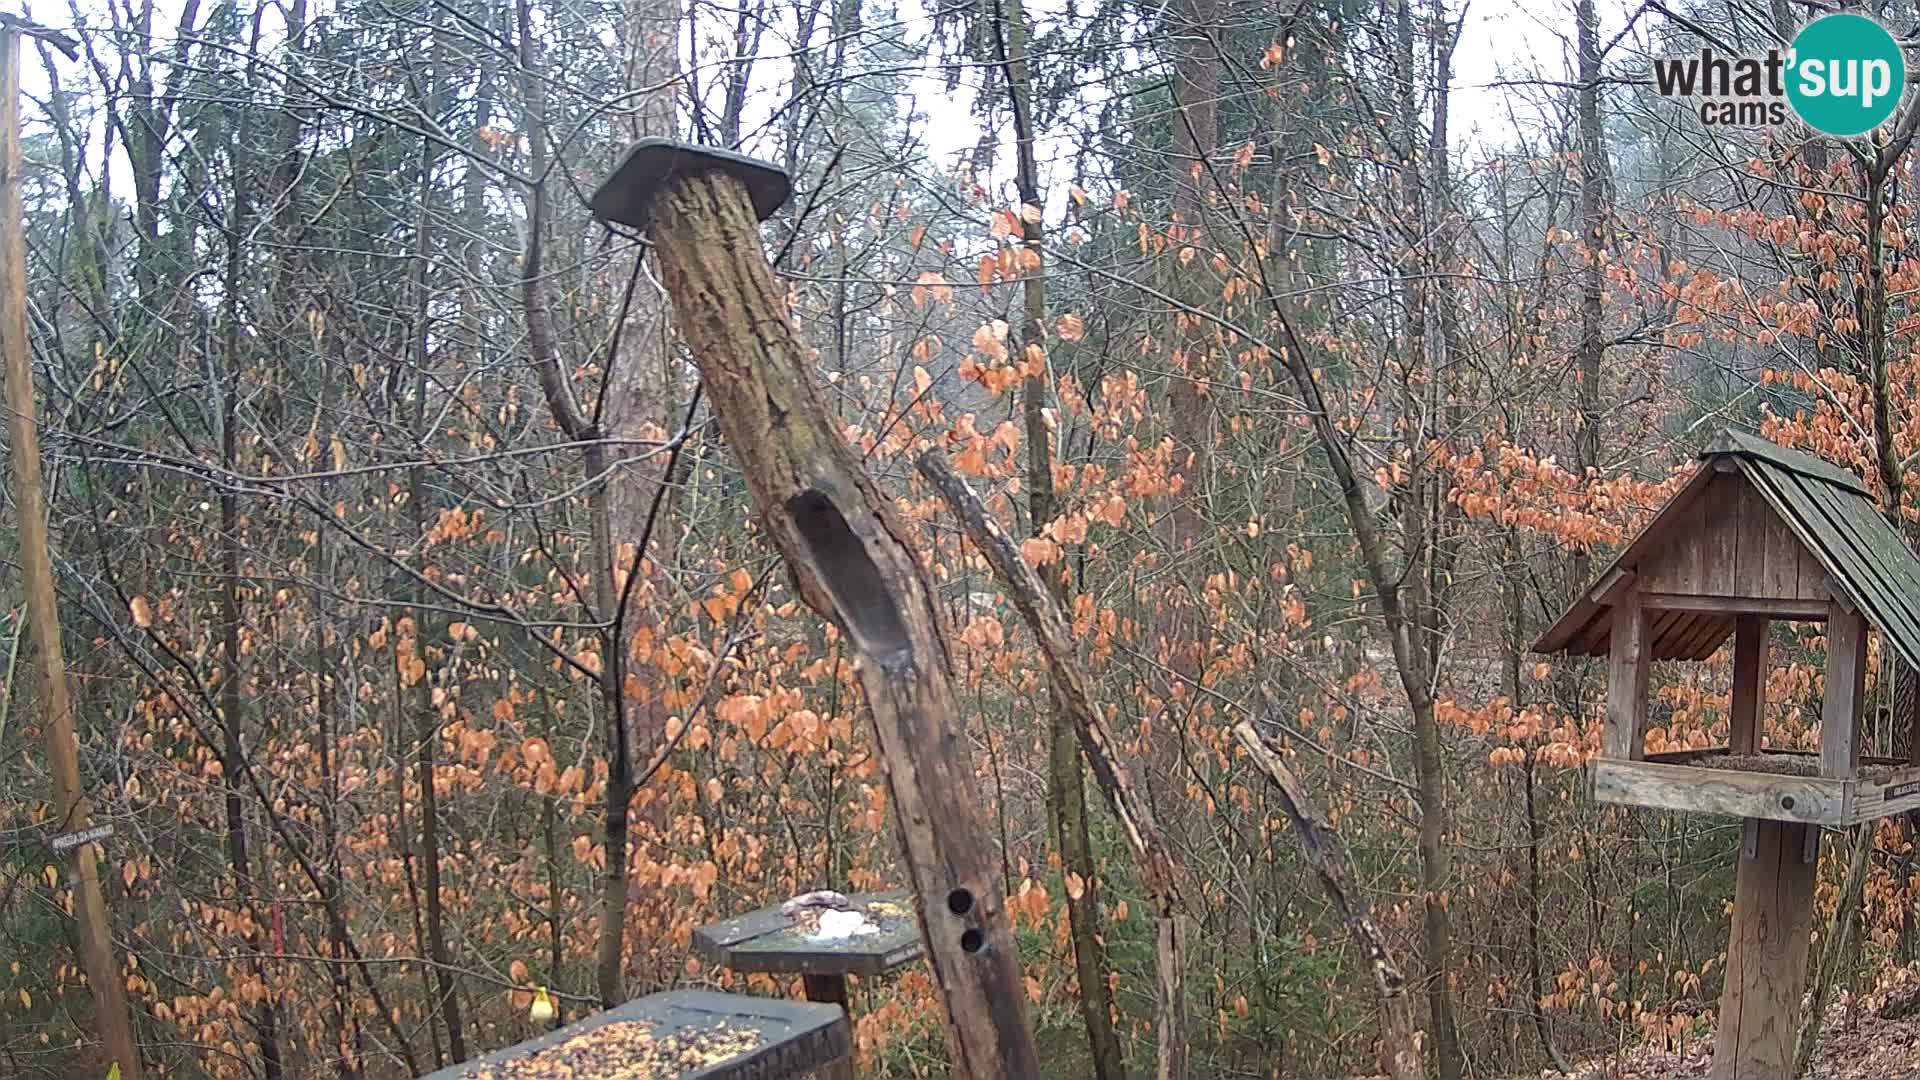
{"left": 1524, "top": 982, "right": 1920, "bottom": 1079}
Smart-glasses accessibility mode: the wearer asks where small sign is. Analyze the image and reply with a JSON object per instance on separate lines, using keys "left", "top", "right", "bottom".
{"left": 48, "top": 824, "right": 113, "bottom": 853}
{"left": 1884, "top": 780, "right": 1920, "bottom": 801}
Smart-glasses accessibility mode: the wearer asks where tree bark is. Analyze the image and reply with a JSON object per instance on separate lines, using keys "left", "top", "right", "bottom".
{"left": 218, "top": 26, "right": 282, "bottom": 1067}
{"left": 516, "top": 0, "right": 641, "bottom": 1008}
{"left": 405, "top": 20, "right": 466, "bottom": 1054}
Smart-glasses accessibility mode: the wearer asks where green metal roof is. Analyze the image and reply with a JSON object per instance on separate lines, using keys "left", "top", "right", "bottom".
{"left": 1720, "top": 431, "right": 1920, "bottom": 672}
{"left": 1533, "top": 428, "right": 1920, "bottom": 671}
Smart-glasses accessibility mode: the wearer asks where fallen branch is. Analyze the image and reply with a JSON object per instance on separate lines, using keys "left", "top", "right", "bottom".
{"left": 1230, "top": 717, "right": 1422, "bottom": 1080}
{"left": 918, "top": 449, "right": 1191, "bottom": 1080}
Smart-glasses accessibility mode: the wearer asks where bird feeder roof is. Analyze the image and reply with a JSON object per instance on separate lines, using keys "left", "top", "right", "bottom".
{"left": 1533, "top": 428, "right": 1920, "bottom": 672}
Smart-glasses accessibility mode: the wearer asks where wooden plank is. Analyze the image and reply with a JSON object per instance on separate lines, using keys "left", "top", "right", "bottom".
{"left": 1822, "top": 601, "right": 1868, "bottom": 780}
{"left": 1655, "top": 610, "right": 1699, "bottom": 661}
{"left": 1643, "top": 747, "right": 1728, "bottom": 763}
{"left": 1681, "top": 614, "right": 1735, "bottom": 661}
{"left": 1792, "top": 534, "right": 1828, "bottom": 601}
{"left": 1788, "top": 473, "right": 1920, "bottom": 672}
{"left": 1745, "top": 467, "right": 1856, "bottom": 614}
{"left": 1591, "top": 759, "right": 1846, "bottom": 825}
{"left": 1590, "top": 566, "right": 1636, "bottom": 606}
{"left": 1764, "top": 492, "right": 1795, "bottom": 599}
{"left": 1818, "top": 482, "right": 1920, "bottom": 672}
{"left": 1702, "top": 473, "right": 1739, "bottom": 595}
{"left": 1847, "top": 765, "right": 1920, "bottom": 823}
{"left": 1605, "top": 591, "right": 1651, "bottom": 760}
{"left": 1730, "top": 616, "right": 1767, "bottom": 754}
{"left": 1637, "top": 593, "right": 1829, "bottom": 619}
{"left": 1711, "top": 819, "right": 1817, "bottom": 1080}
{"left": 1642, "top": 490, "right": 1709, "bottom": 594}
{"left": 1731, "top": 471, "right": 1758, "bottom": 595}
{"left": 1571, "top": 612, "right": 1612, "bottom": 657}
{"left": 691, "top": 893, "right": 921, "bottom": 982}
{"left": 418, "top": 990, "right": 852, "bottom": 1080}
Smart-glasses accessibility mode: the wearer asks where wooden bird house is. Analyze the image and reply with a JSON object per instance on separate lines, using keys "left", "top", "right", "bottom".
{"left": 1535, "top": 428, "right": 1920, "bottom": 1078}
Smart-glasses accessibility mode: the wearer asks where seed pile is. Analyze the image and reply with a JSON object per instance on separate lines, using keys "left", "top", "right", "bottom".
{"left": 469, "top": 1019, "right": 764, "bottom": 1079}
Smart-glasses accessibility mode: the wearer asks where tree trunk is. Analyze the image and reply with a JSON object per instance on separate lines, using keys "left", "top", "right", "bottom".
{"left": 597, "top": 0, "right": 683, "bottom": 1000}
{"left": 992, "top": 1, "right": 1125, "bottom": 1075}
{"left": 406, "top": 22, "right": 466, "bottom": 1053}
{"left": 0, "top": 28, "right": 146, "bottom": 1079}
{"left": 1573, "top": 0, "right": 1607, "bottom": 591}
{"left": 636, "top": 164, "right": 1042, "bottom": 1078}
{"left": 1163, "top": 0, "right": 1219, "bottom": 553}
{"left": 218, "top": 46, "right": 284, "bottom": 1070}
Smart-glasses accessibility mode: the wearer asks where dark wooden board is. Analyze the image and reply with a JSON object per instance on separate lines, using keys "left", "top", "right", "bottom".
{"left": 420, "top": 990, "right": 849, "bottom": 1080}
{"left": 693, "top": 891, "right": 924, "bottom": 977}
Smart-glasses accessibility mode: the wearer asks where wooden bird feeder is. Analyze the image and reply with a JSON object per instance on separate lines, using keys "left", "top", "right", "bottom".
{"left": 1535, "top": 428, "right": 1920, "bottom": 1078}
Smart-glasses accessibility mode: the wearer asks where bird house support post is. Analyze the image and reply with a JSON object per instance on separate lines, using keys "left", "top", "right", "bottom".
{"left": 1712, "top": 819, "right": 1816, "bottom": 1079}
{"left": 590, "top": 140, "right": 1041, "bottom": 1079}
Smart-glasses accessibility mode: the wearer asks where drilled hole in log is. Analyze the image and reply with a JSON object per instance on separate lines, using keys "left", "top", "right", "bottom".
{"left": 960, "top": 928, "right": 984, "bottom": 954}
{"left": 787, "top": 489, "right": 912, "bottom": 664}
{"left": 1781, "top": 795, "right": 1796, "bottom": 810}
{"left": 947, "top": 888, "right": 973, "bottom": 915}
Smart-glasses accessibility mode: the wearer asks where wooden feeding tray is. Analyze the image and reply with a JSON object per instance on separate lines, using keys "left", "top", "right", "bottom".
{"left": 692, "top": 890, "right": 924, "bottom": 981}
{"left": 420, "top": 990, "right": 850, "bottom": 1080}
{"left": 692, "top": 890, "right": 923, "bottom": 1080}
{"left": 1593, "top": 748, "right": 1920, "bottom": 826}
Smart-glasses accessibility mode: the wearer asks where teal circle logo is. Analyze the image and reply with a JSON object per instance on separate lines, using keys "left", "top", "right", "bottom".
{"left": 1787, "top": 14, "right": 1906, "bottom": 137}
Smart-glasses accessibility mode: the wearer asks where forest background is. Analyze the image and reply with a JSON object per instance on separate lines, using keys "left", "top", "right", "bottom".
{"left": 0, "top": 0, "right": 1913, "bottom": 1075}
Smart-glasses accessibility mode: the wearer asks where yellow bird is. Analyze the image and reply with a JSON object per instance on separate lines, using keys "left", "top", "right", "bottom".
{"left": 529, "top": 986, "right": 557, "bottom": 1025}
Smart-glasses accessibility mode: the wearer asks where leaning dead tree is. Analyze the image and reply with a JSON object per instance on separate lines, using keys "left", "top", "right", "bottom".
{"left": 589, "top": 141, "right": 1040, "bottom": 1077}
{"left": 1232, "top": 719, "right": 1422, "bottom": 1080}
{"left": 919, "top": 450, "right": 1192, "bottom": 1080}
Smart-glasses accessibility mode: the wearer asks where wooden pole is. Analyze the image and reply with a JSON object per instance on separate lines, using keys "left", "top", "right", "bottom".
{"left": 603, "top": 146, "right": 1040, "bottom": 1078}
{"left": 1712, "top": 819, "right": 1815, "bottom": 1080}
{"left": 0, "top": 26, "right": 145, "bottom": 1079}
{"left": 1729, "top": 616, "right": 1767, "bottom": 755}
{"left": 1604, "top": 589, "right": 1649, "bottom": 760}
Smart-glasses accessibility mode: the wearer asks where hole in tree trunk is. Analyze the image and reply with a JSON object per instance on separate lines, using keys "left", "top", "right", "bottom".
{"left": 787, "top": 488, "right": 912, "bottom": 665}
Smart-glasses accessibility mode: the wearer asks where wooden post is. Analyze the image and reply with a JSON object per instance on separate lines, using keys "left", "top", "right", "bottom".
{"left": 799, "top": 976, "right": 853, "bottom": 1080}
{"left": 1729, "top": 616, "right": 1767, "bottom": 755}
{"left": 0, "top": 27, "right": 145, "bottom": 1079}
{"left": 592, "top": 140, "right": 1040, "bottom": 1078}
{"left": 1605, "top": 589, "right": 1650, "bottom": 760}
{"left": 1822, "top": 600, "right": 1867, "bottom": 780}
{"left": 1712, "top": 819, "right": 1816, "bottom": 1079}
